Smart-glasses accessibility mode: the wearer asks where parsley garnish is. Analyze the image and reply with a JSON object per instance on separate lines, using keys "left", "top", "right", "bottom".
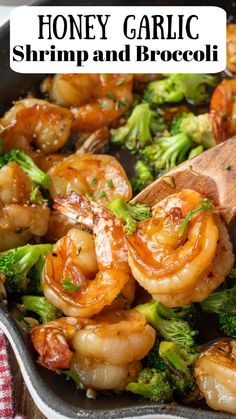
{"left": 179, "top": 198, "right": 214, "bottom": 237}
{"left": 106, "top": 91, "right": 116, "bottom": 100}
{"left": 58, "top": 370, "right": 84, "bottom": 390}
{"left": 116, "top": 78, "right": 126, "bottom": 86}
{"left": 116, "top": 99, "right": 128, "bottom": 110}
{"left": 98, "top": 191, "right": 108, "bottom": 199}
{"left": 90, "top": 177, "right": 97, "bottom": 185}
{"left": 107, "top": 179, "right": 113, "bottom": 189}
{"left": 61, "top": 278, "right": 80, "bottom": 293}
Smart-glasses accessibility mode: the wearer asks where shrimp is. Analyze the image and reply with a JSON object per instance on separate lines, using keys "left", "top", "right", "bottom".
{"left": 0, "top": 99, "right": 73, "bottom": 154}
{"left": 195, "top": 339, "right": 236, "bottom": 414}
{"left": 48, "top": 154, "right": 132, "bottom": 206}
{"left": 72, "top": 309, "right": 155, "bottom": 365}
{"left": 227, "top": 24, "right": 236, "bottom": 73}
{"left": 71, "top": 354, "right": 141, "bottom": 391}
{"left": 42, "top": 74, "right": 133, "bottom": 131}
{"left": 31, "top": 316, "right": 92, "bottom": 370}
{"left": 43, "top": 193, "right": 131, "bottom": 317}
{"left": 210, "top": 79, "right": 236, "bottom": 142}
{"left": 0, "top": 162, "right": 49, "bottom": 251}
{"left": 31, "top": 309, "right": 155, "bottom": 390}
{"left": 71, "top": 309, "right": 155, "bottom": 390}
{"left": 127, "top": 190, "right": 234, "bottom": 307}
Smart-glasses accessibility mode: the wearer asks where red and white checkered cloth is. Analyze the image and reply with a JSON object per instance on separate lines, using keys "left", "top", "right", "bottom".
{"left": 0, "top": 330, "right": 26, "bottom": 419}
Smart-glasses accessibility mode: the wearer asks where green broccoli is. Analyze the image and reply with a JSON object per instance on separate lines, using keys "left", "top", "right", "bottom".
{"left": 200, "top": 285, "right": 236, "bottom": 336}
{"left": 136, "top": 300, "right": 197, "bottom": 351}
{"left": 0, "top": 244, "right": 53, "bottom": 293}
{"left": 127, "top": 368, "right": 173, "bottom": 402}
{"left": 144, "top": 74, "right": 217, "bottom": 106}
{"left": 141, "top": 132, "right": 192, "bottom": 173}
{"left": 131, "top": 160, "right": 154, "bottom": 192}
{"left": 22, "top": 295, "right": 61, "bottom": 324}
{"left": 159, "top": 341, "right": 197, "bottom": 398}
{"left": 143, "top": 338, "right": 169, "bottom": 371}
{"left": 111, "top": 103, "right": 165, "bottom": 151}
{"left": 108, "top": 197, "right": 151, "bottom": 235}
{"left": 0, "top": 149, "right": 51, "bottom": 189}
{"left": 171, "top": 112, "right": 216, "bottom": 149}
{"left": 27, "top": 255, "right": 47, "bottom": 295}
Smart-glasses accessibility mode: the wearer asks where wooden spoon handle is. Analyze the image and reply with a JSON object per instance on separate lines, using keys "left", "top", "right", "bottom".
{"left": 132, "top": 136, "right": 236, "bottom": 224}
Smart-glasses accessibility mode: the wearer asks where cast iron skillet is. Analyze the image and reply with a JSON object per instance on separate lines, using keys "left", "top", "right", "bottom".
{"left": 0, "top": 1, "right": 235, "bottom": 418}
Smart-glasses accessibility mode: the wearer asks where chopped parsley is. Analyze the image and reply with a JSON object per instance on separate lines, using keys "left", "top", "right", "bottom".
{"left": 116, "top": 99, "right": 128, "bottom": 110}
{"left": 106, "top": 91, "right": 116, "bottom": 100}
{"left": 178, "top": 198, "right": 214, "bottom": 237}
{"left": 58, "top": 370, "right": 84, "bottom": 390}
{"left": 116, "top": 78, "right": 126, "bottom": 86}
{"left": 90, "top": 177, "right": 97, "bottom": 186}
{"left": 61, "top": 278, "right": 80, "bottom": 293}
{"left": 107, "top": 179, "right": 114, "bottom": 189}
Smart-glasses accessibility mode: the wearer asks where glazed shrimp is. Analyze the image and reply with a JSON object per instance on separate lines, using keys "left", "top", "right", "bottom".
{"left": 43, "top": 193, "right": 131, "bottom": 317}
{"left": 210, "top": 79, "right": 236, "bottom": 142}
{"left": 195, "top": 339, "right": 236, "bottom": 414}
{"left": 48, "top": 153, "right": 132, "bottom": 206}
{"left": 227, "top": 24, "right": 236, "bottom": 73}
{"left": 42, "top": 74, "right": 133, "bottom": 131}
{"left": 31, "top": 310, "right": 155, "bottom": 390}
{"left": 127, "top": 190, "right": 234, "bottom": 307}
{"left": 31, "top": 316, "right": 92, "bottom": 370}
{"left": 0, "top": 99, "right": 73, "bottom": 154}
{"left": 0, "top": 162, "right": 49, "bottom": 251}
{"left": 71, "top": 309, "right": 155, "bottom": 390}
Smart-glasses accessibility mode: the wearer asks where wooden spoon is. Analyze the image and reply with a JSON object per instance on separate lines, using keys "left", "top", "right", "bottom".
{"left": 131, "top": 136, "right": 236, "bottom": 225}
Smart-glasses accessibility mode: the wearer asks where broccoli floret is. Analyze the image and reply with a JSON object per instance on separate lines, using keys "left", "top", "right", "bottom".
{"left": 144, "top": 74, "right": 217, "bottom": 106}
{"left": 111, "top": 103, "right": 165, "bottom": 151}
{"left": 219, "top": 300, "right": 236, "bottom": 337}
{"left": 200, "top": 285, "right": 236, "bottom": 336}
{"left": 0, "top": 244, "right": 53, "bottom": 293}
{"left": 127, "top": 368, "right": 173, "bottom": 402}
{"left": 0, "top": 149, "right": 51, "bottom": 189}
{"left": 27, "top": 255, "right": 47, "bottom": 295}
{"left": 159, "top": 341, "right": 197, "bottom": 398}
{"left": 22, "top": 295, "right": 61, "bottom": 324}
{"left": 143, "top": 339, "right": 168, "bottom": 372}
{"left": 141, "top": 133, "right": 192, "bottom": 173}
{"left": 171, "top": 112, "right": 216, "bottom": 149}
{"left": 136, "top": 300, "right": 197, "bottom": 351}
{"left": 131, "top": 160, "right": 154, "bottom": 192}
{"left": 108, "top": 197, "right": 151, "bottom": 235}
